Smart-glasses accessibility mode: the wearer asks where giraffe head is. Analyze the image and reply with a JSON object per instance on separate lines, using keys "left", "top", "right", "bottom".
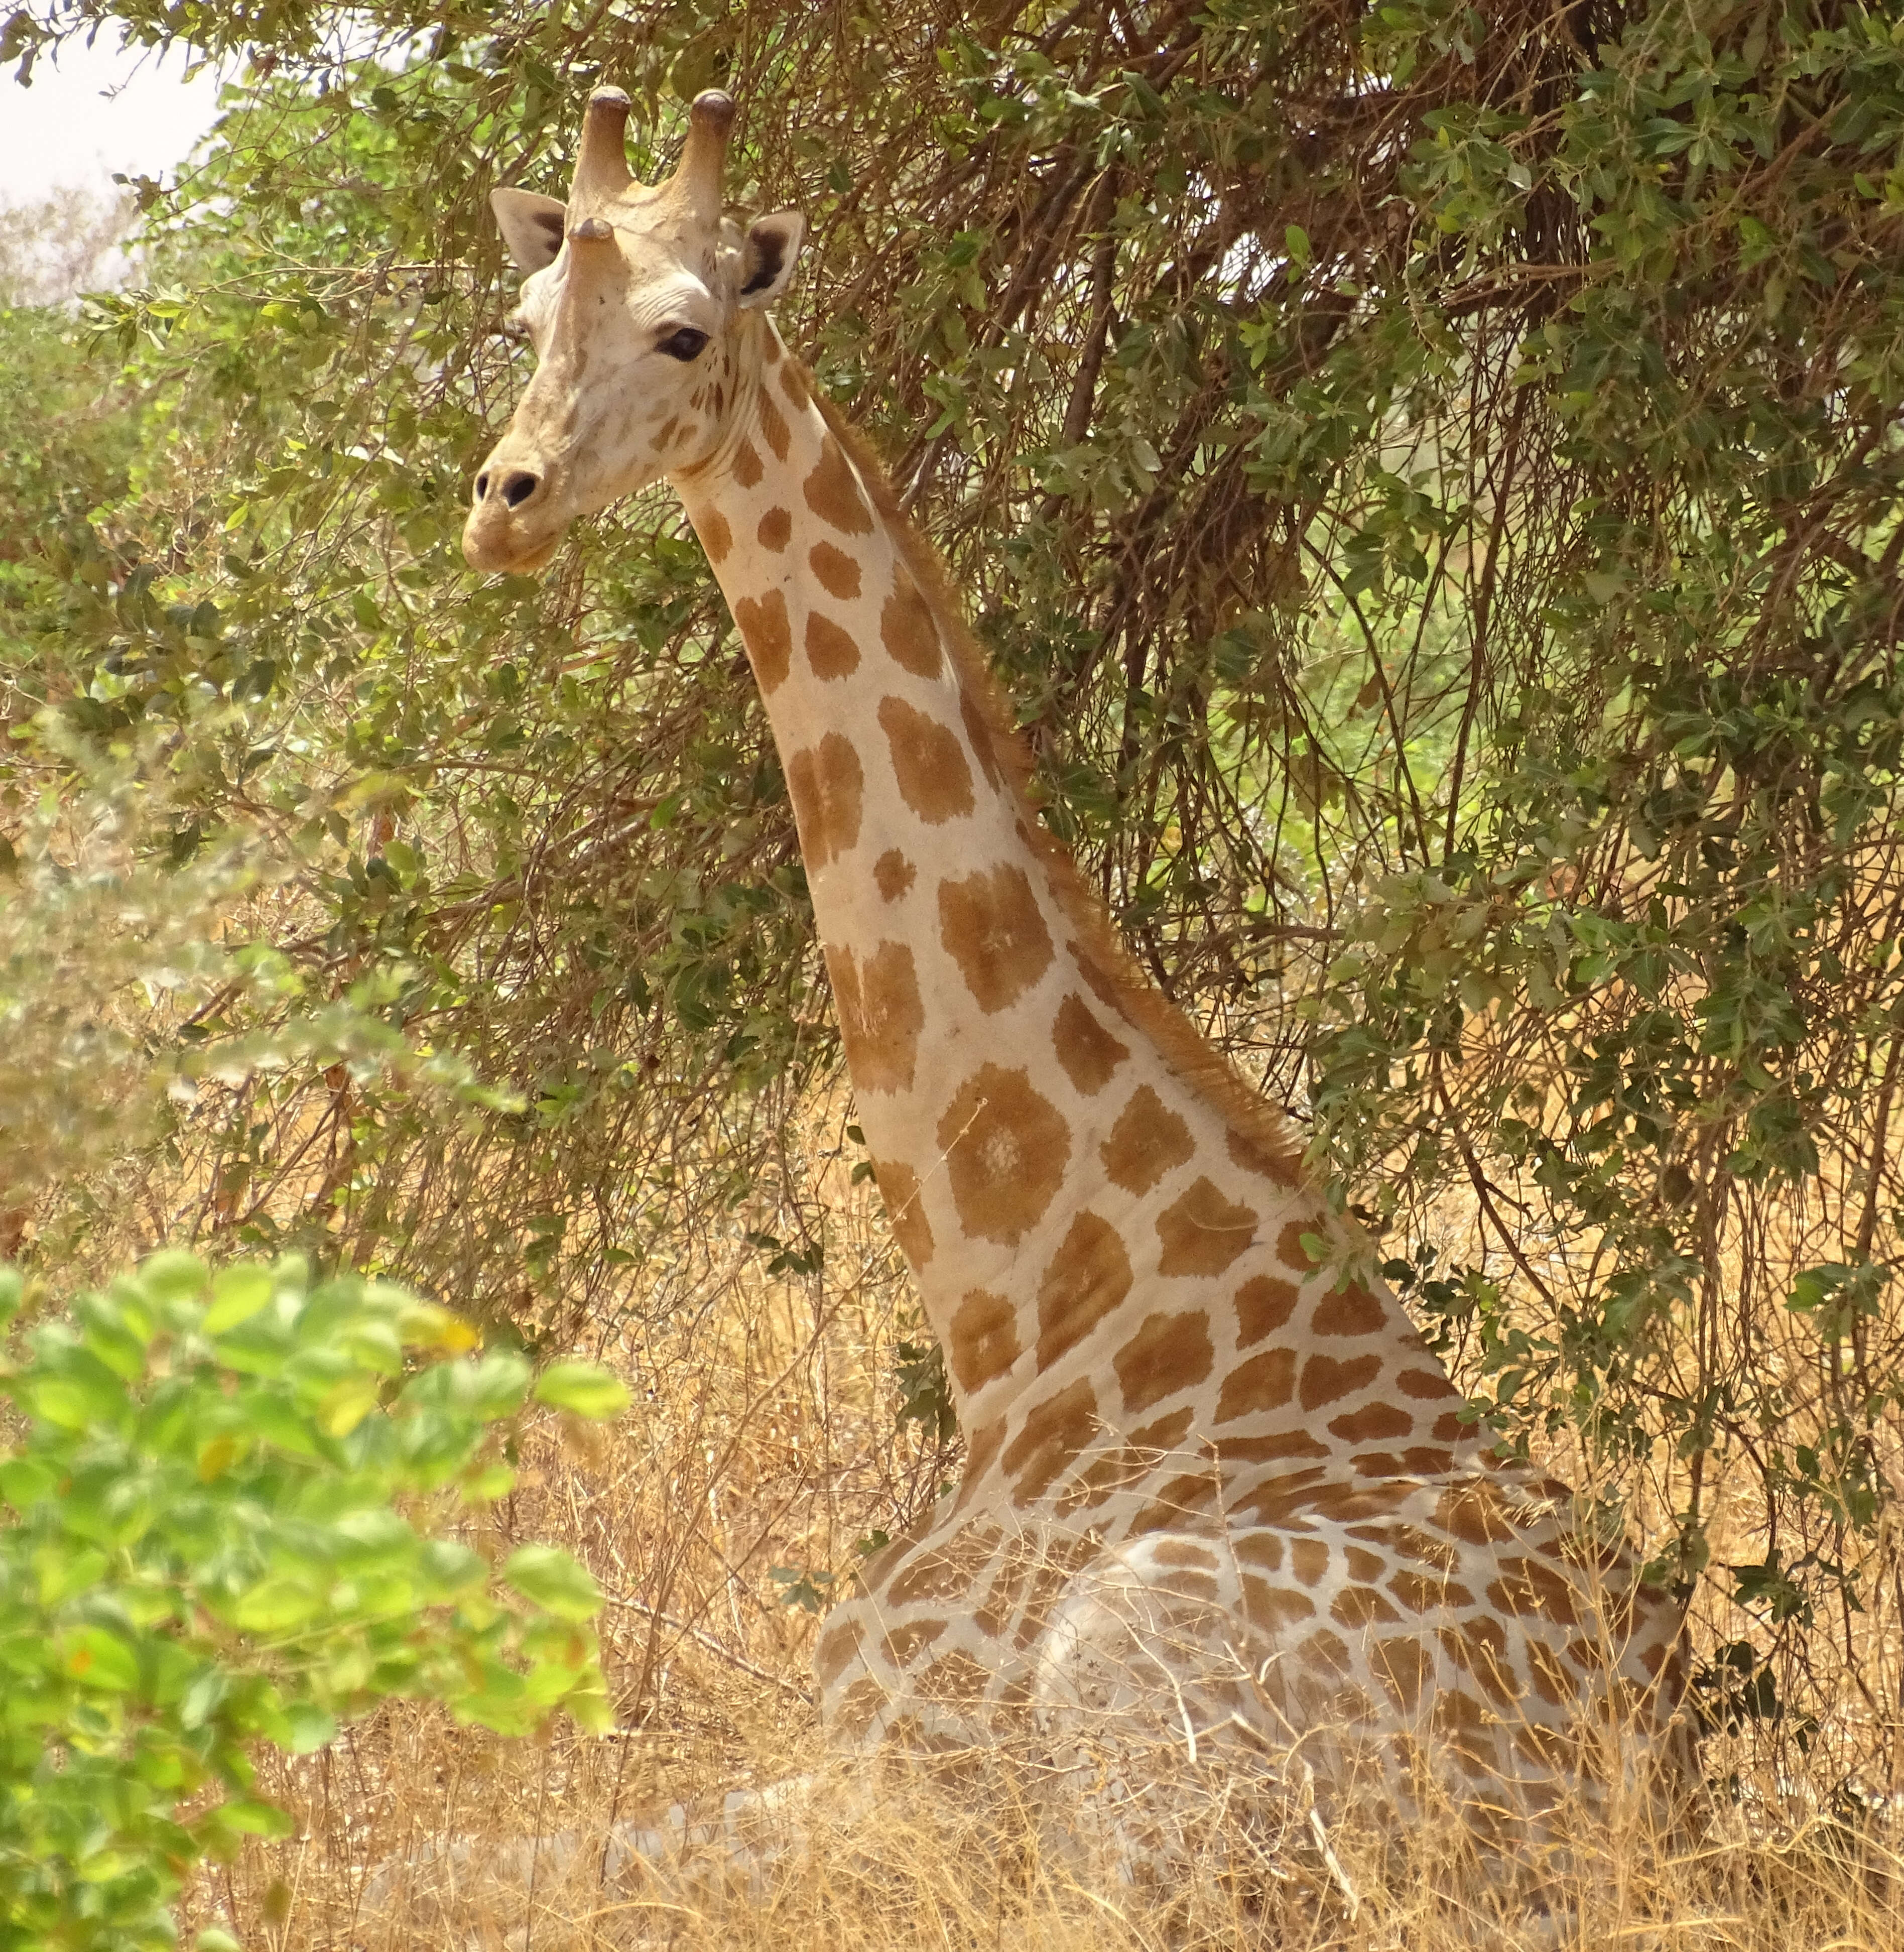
{"left": 463, "top": 88, "right": 804, "bottom": 574}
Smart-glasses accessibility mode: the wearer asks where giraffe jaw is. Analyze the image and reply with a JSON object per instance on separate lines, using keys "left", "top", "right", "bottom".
{"left": 462, "top": 509, "right": 566, "bottom": 577}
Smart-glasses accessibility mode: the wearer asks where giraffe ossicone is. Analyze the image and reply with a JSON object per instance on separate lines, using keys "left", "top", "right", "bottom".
{"left": 465, "top": 84, "right": 1694, "bottom": 1851}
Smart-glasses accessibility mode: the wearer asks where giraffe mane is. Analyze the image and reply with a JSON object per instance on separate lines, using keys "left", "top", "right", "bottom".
{"left": 811, "top": 381, "right": 1308, "bottom": 1191}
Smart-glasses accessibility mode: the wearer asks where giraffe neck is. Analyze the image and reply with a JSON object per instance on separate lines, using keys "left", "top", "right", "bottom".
{"left": 672, "top": 320, "right": 1479, "bottom": 1487}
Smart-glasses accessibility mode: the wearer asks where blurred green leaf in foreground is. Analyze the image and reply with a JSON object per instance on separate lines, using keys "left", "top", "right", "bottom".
{"left": 0, "top": 1248, "right": 620, "bottom": 1952}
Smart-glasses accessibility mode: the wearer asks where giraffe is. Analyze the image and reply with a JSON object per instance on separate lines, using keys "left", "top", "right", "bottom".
{"left": 462, "top": 85, "right": 1693, "bottom": 1860}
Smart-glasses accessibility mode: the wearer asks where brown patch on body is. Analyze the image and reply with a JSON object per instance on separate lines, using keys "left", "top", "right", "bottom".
{"left": 1329, "top": 1400, "right": 1415, "bottom": 1443}
{"left": 1298, "top": 1351, "right": 1382, "bottom": 1410}
{"left": 1156, "top": 1177, "right": 1258, "bottom": 1276}
{"left": 1100, "top": 1085, "right": 1195, "bottom": 1195}
{"left": 1215, "top": 1347, "right": 1297, "bottom": 1422}
{"left": 1035, "top": 1213, "right": 1133, "bottom": 1371}
{"left": 1234, "top": 1274, "right": 1299, "bottom": 1346}
{"left": 1112, "top": 1309, "right": 1215, "bottom": 1413}
{"left": 882, "top": 1619, "right": 946, "bottom": 1667}
{"left": 878, "top": 697, "right": 975, "bottom": 824}
{"left": 1053, "top": 994, "right": 1128, "bottom": 1095}
{"left": 919, "top": 1648, "right": 989, "bottom": 1707}
{"left": 875, "top": 1160, "right": 934, "bottom": 1268}
{"left": 1372, "top": 1636, "right": 1436, "bottom": 1714}
{"left": 732, "top": 439, "right": 764, "bottom": 489}
{"left": 949, "top": 1288, "right": 1021, "bottom": 1394}
{"left": 806, "top": 608, "right": 861, "bottom": 678}
{"left": 874, "top": 849, "right": 916, "bottom": 902}
{"left": 1129, "top": 1405, "right": 1195, "bottom": 1453}
{"left": 1399, "top": 1366, "right": 1461, "bottom": 1402}
{"left": 832, "top": 1675, "right": 888, "bottom": 1742}
{"left": 880, "top": 568, "right": 942, "bottom": 677}
{"left": 758, "top": 388, "right": 791, "bottom": 460}
{"left": 814, "top": 1614, "right": 865, "bottom": 1687}
{"left": 830, "top": 940, "right": 925, "bottom": 1092}
{"left": 784, "top": 732, "right": 863, "bottom": 868}
{"left": 1001, "top": 1378, "right": 1098, "bottom": 1504}
{"left": 732, "top": 588, "right": 791, "bottom": 691}
{"left": 782, "top": 360, "right": 812, "bottom": 410}
{"left": 1243, "top": 1574, "right": 1317, "bottom": 1633}
{"left": 1436, "top": 1482, "right": 1520, "bottom": 1547}
{"left": 1312, "top": 1283, "right": 1386, "bottom": 1336}
{"left": 886, "top": 1521, "right": 1003, "bottom": 1608}
{"left": 937, "top": 1064, "right": 1071, "bottom": 1245}
{"left": 937, "top": 865, "right": 1053, "bottom": 1013}
{"left": 1390, "top": 1567, "right": 1474, "bottom": 1613}
{"left": 1334, "top": 1585, "right": 1403, "bottom": 1628}
{"left": 804, "top": 434, "right": 874, "bottom": 536}
{"left": 809, "top": 539, "right": 862, "bottom": 599}
{"left": 757, "top": 506, "right": 792, "bottom": 551}
{"left": 1292, "top": 1539, "right": 1332, "bottom": 1586}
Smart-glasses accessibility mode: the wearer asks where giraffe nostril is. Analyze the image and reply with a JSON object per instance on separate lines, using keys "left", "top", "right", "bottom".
{"left": 501, "top": 470, "right": 540, "bottom": 509}
{"left": 475, "top": 471, "right": 490, "bottom": 501}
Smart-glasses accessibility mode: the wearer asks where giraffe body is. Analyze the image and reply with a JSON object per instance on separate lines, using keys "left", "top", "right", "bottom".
{"left": 463, "top": 87, "right": 1691, "bottom": 1844}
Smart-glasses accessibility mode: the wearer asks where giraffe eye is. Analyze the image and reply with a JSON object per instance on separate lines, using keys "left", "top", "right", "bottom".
{"left": 658, "top": 326, "right": 709, "bottom": 361}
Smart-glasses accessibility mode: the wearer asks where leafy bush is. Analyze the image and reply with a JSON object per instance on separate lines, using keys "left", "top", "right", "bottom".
{"left": 0, "top": 1249, "right": 623, "bottom": 1952}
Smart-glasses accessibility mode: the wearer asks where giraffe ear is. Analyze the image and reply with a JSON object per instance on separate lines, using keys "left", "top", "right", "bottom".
{"left": 490, "top": 188, "right": 568, "bottom": 274}
{"left": 736, "top": 210, "right": 804, "bottom": 310}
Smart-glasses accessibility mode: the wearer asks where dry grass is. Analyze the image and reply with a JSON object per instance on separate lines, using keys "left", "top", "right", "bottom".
{"left": 139, "top": 1118, "right": 1904, "bottom": 1951}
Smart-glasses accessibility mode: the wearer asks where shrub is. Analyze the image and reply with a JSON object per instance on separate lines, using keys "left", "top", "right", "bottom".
{"left": 0, "top": 1249, "right": 622, "bottom": 1952}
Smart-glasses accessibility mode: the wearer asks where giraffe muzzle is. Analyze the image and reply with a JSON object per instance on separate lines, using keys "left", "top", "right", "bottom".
{"left": 464, "top": 456, "right": 564, "bottom": 574}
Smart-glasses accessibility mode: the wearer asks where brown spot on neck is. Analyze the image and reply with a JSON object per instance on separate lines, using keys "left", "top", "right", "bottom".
{"left": 698, "top": 507, "right": 733, "bottom": 565}
{"left": 937, "top": 864, "right": 1054, "bottom": 1014}
{"left": 1100, "top": 1084, "right": 1195, "bottom": 1195}
{"left": 785, "top": 732, "right": 863, "bottom": 868}
{"left": 1234, "top": 1274, "right": 1299, "bottom": 1347}
{"left": 757, "top": 506, "right": 792, "bottom": 551}
{"left": 806, "top": 609, "right": 861, "bottom": 678}
{"left": 1000, "top": 1376, "right": 1098, "bottom": 1505}
{"left": 880, "top": 567, "right": 942, "bottom": 678}
{"left": 948, "top": 1288, "right": 1021, "bottom": 1394}
{"left": 874, "top": 848, "right": 916, "bottom": 902}
{"left": 809, "top": 540, "right": 862, "bottom": 599}
{"left": 1112, "top": 1309, "right": 1215, "bottom": 1414}
{"left": 758, "top": 387, "right": 791, "bottom": 460}
{"left": 1053, "top": 994, "right": 1128, "bottom": 1095}
{"left": 732, "top": 439, "right": 764, "bottom": 490}
{"left": 874, "top": 1159, "right": 934, "bottom": 1268}
{"left": 937, "top": 1064, "right": 1070, "bottom": 1246}
{"left": 804, "top": 434, "right": 875, "bottom": 536}
{"left": 1035, "top": 1211, "right": 1133, "bottom": 1371}
{"left": 1215, "top": 1346, "right": 1297, "bottom": 1422}
{"left": 1155, "top": 1177, "right": 1258, "bottom": 1277}
{"left": 1299, "top": 1351, "right": 1382, "bottom": 1411}
{"left": 829, "top": 939, "right": 925, "bottom": 1093}
{"left": 879, "top": 697, "right": 975, "bottom": 825}
{"left": 732, "top": 588, "right": 791, "bottom": 691}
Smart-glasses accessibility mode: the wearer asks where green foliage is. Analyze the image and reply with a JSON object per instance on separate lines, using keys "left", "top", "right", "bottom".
{"left": 0, "top": 1249, "right": 615, "bottom": 1951}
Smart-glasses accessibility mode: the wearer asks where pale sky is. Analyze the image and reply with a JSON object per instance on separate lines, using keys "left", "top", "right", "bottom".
{"left": 0, "top": 27, "right": 224, "bottom": 207}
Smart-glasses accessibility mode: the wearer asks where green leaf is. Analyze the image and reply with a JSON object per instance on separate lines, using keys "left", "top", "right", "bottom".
{"left": 532, "top": 1361, "right": 630, "bottom": 1420}
{"left": 64, "top": 1626, "right": 141, "bottom": 1692}
{"left": 503, "top": 1544, "right": 604, "bottom": 1622}
{"left": 285, "top": 1702, "right": 338, "bottom": 1754}
{"left": 232, "top": 1574, "right": 326, "bottom": 1635}
{"left": 142, "top": 1249, "right": 209, "bottom": 1303}
{"left": 205, "top": 1262, "right": 274, "bottom": 1331}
